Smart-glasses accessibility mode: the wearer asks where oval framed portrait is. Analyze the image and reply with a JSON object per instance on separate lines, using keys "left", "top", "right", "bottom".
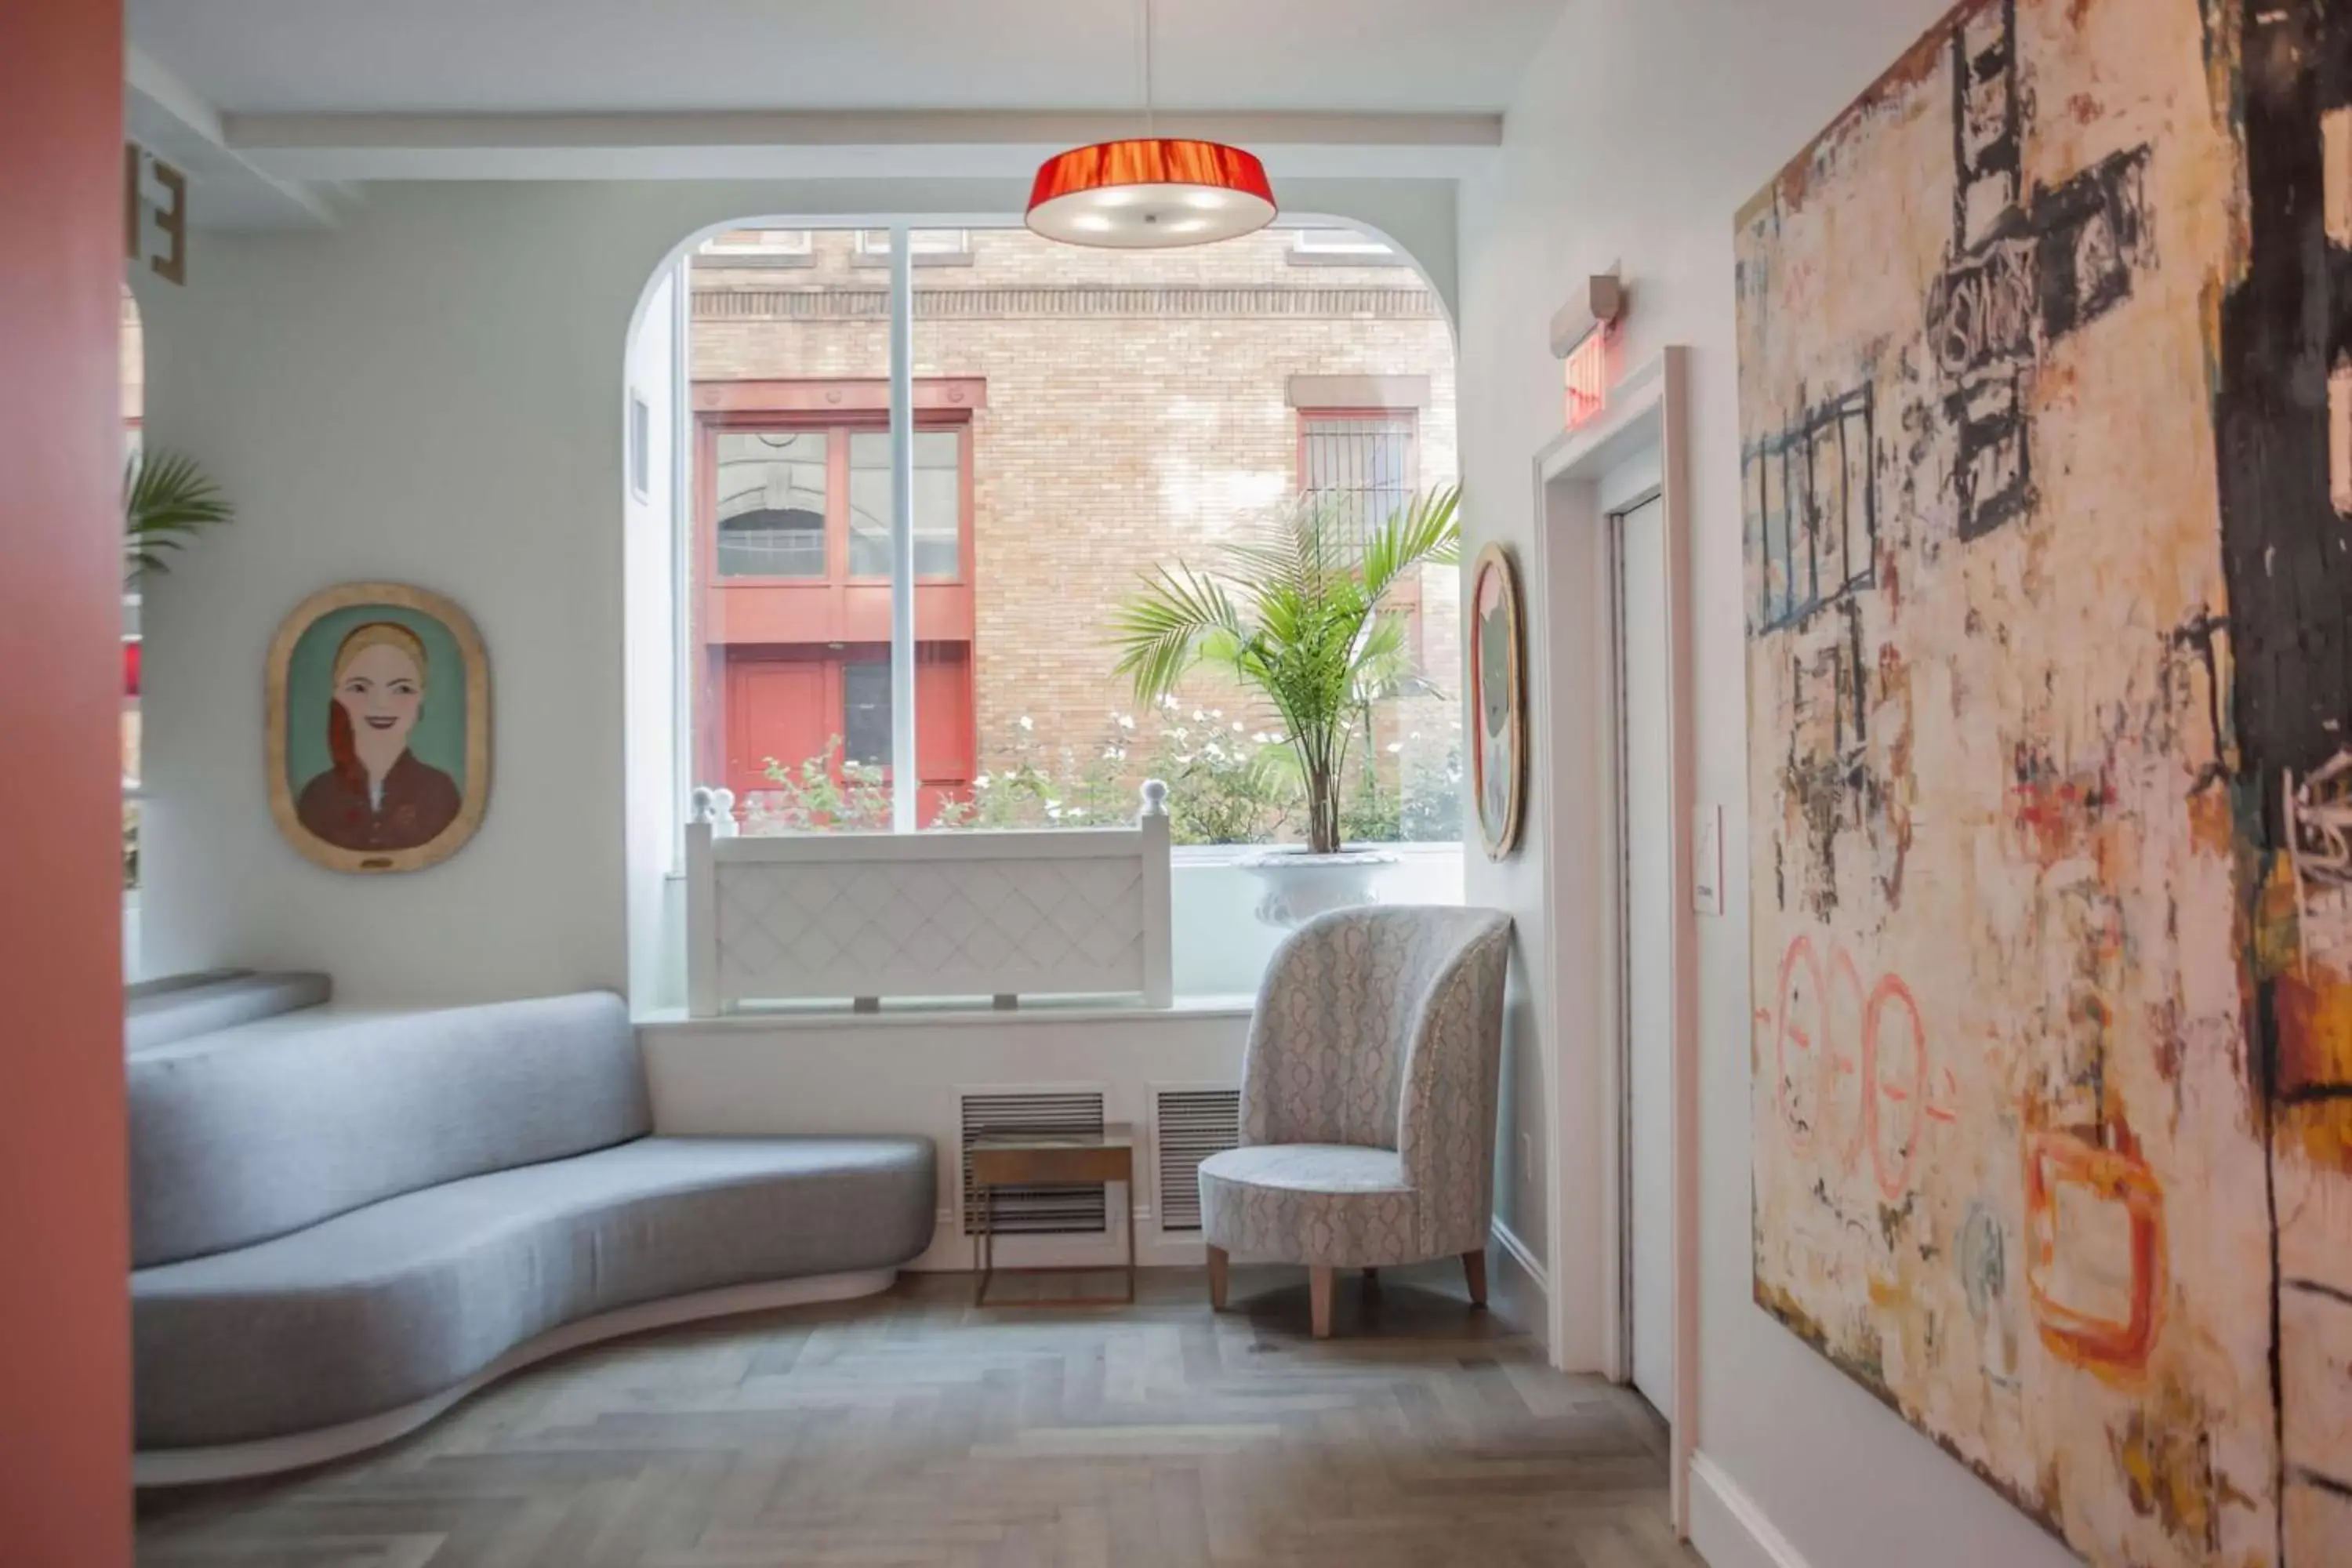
{"left": 266, "top": 582, "right": 491, "bottom": 874}
{"left": 1468, "top": 542, "right": 1526, "bottom": 860}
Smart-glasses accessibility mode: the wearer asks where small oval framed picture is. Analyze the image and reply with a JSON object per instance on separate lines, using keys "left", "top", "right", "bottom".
{"left": 1468, "top": 542, "right": 1525, "bottom": 860}
{"left": 266, "top": 583, "right": 491, "bottom": 874}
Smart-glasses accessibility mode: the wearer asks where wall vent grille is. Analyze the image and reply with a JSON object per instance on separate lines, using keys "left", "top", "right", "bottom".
{"left": 959, "top": 1089, "right": 1108, "bottom": 1237}
{"left": 1153, "top": 1087, "right": 1241, "bottom": 1233}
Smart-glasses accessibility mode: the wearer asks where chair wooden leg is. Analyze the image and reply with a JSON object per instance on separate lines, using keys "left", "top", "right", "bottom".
{"left": 1207, "top": 1245, "right": 1229, "bottom": 1312}
{"left": 1463, "top": 1248, "right": 1488, "bottom": 1308}
{"left": 1309, "top": 1266, "right": 1335, "bottom": 1339}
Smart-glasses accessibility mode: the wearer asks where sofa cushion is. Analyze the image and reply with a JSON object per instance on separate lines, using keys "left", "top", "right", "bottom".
{"left": 132, "top": 1135, "right": 937, "bottom": 1449}
{"left": 1198, "top": 1143, "right": 1422, "bottom": 1269}
{"left": 126, "top": 970, "right": 332, "bottom": 1053}
{"left": 129, "top": 993, "right": 647, "bottom": 1267}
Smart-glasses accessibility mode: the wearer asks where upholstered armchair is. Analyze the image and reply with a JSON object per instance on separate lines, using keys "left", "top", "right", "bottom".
{"left": 1198, "top": 906, "right": 1513, "bottom": 1338}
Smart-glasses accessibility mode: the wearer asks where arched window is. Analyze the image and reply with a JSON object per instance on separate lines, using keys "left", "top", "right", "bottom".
{"left": 715, "top": 430, "right": 826, "bottom": 578}
{"left": 630, "top": 220, "right": 1467, "bottom": 994}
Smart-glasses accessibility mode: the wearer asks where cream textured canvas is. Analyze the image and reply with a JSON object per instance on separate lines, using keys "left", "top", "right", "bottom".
{"left": 1739, "top": 2, "right": 2352, "bottom": 1562}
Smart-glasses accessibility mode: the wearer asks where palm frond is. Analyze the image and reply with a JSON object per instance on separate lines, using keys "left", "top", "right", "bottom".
{"left": 1220, "top": 493, "right": 1347, "bottom": 601}
{"left": 1359, "top": 484, "right": 1460, "bottom": 606}
{"left": 125, "top": 448, "right": 234, "bottom": 580}
{"left": 1348, "top": 612, "right": 1435, "bottom": 705}
{"left": 1106, "top": 563, "right": 1253, "bottom": 705}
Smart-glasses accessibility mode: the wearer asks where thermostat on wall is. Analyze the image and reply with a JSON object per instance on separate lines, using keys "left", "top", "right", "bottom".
{"left": 1693, "top": 804, "right": 1725, "bottom": 918}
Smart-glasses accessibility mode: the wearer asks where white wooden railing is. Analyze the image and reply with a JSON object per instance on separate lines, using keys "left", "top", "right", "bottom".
{"left": 686, "top": 782, "right": 1173, "bottom": 1014}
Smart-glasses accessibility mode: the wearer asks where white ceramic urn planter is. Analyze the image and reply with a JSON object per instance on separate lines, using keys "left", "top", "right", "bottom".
{"left": 1238, "top": 846, "right": 1400, "bottom": 929}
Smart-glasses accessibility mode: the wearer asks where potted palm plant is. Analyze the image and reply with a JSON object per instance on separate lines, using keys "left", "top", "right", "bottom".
{"left": 1109, "top": 485, "right": 1460, "bottom": 924}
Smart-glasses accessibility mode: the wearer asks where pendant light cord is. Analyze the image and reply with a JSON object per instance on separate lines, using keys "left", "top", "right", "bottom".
{"left": 1138, "top": 0, "right": 1156, "bottom": 139}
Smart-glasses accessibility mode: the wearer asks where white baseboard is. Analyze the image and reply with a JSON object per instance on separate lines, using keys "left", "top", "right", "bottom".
{"left": 1690, "top": 1451, "right": 1812, "bottom": 1568}
{"left": 134, "top": 1269, "right": 898, "bottom": 1488}
{"left": 1490, "top": 1218, "right": 1548, "bottom": 1292}
{"left": 1487, "top": 1218, "right": 1548, "bottom": 1346}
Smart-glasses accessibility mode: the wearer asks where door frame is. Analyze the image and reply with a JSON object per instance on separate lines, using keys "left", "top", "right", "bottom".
{"left": 1527, "top": 348, "right": 1698, "bottom": 1534}
{"left": 1608, "top": 481, "right": 1668, "bottom": 1411}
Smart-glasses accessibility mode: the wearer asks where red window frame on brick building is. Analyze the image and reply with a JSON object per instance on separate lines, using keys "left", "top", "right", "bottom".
{"left": 1296, "top": 405, "right": 1424, "bottom": 655}
{"left": 691, "top": 377, "right": 985, "bottom": 825}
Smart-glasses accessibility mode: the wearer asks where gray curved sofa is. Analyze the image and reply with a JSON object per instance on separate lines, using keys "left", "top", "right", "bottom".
{"left": 128, "top": 976, "right": 935, "bottom": 1483}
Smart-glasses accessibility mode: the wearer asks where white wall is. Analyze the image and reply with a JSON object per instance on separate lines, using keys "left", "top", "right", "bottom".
{"left": 623, "top": 263, "right": 681, "bottom": 1010}
{"left": 1456, "top": 2, "right": 2075, "bottom": 1566}
{"left": 136, "top": 176, "right": 1458, "bottom": 1005}
{"left": 642, "top": 1007, "right": 1253, "bottom": 1274}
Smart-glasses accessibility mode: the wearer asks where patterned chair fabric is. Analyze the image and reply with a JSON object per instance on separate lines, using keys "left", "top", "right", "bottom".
{"left": 1199, "top": 906, "right": 1513, "bottom": 1269}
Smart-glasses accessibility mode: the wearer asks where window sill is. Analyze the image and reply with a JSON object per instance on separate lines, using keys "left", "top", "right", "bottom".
{"left": 1169, "top": 840, "right": 1461, "bottom": 869}
{"left": 637, "top": 993, "right": 1255, "bottom": 1033}
{"left": 849, "top": 252, "right": 976, "bottom": 269}
{"left": 692, "top": 252, "right": 818, "bottom": 270}
{"left": 662, "top": 840, "right": 1464, "bottom": 879}
{"left": 1283, "top": 250, "right": 1410, "bottom": 268}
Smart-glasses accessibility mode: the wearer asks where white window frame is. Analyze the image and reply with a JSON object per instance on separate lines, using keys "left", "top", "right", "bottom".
{"left": 700, "top": 227, "right": 813, "bottom": 259}
{"left": 1288, "top": 227, "right": 1402, "bottom": 261}
{"left": 855, "top": 228, "right": 972, "bottom": 264}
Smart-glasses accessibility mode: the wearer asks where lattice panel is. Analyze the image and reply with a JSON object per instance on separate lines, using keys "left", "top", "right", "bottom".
{"left": 716, "top": 852, "right": 1145, "bottom": 1001}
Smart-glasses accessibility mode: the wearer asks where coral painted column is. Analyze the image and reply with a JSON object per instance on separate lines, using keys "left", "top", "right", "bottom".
{"left": 0, "top": 0, "right": 132, "bottom": 1561}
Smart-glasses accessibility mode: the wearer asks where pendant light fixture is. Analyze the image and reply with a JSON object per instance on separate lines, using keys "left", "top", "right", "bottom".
{"left": 1025, "top": 0, "right": 1276, "bottom": 249}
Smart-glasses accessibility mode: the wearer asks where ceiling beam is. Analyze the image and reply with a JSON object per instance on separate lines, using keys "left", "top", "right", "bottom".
{"left": 226, "top": 109, "right": 1501, "bottom": 149}
{"left": 222, "top": 109, "right": 1501, "bottom": 183}
{"left": 128, "top": 45, "right": 339, "bottom": 230}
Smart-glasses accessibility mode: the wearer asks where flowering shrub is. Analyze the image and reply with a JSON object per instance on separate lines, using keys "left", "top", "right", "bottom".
{"left": 937, "top": 706, "right": 1300, "bottom": 844}
{"left": 750, "top": 704, "right": 1460, "bottom": 846}
{"left": 1342, "top": 735, "right": 1463, "bottom": 844}
{"left": 750, "top": 739, "right": 892, "bottom": 832}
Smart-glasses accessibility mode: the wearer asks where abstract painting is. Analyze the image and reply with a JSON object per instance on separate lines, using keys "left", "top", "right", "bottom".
{"left": 267, "top": 582, "right": 491, "bottom": 873}
{"left": 1739, "top": 2, "right": 2352, "bottom": 1562}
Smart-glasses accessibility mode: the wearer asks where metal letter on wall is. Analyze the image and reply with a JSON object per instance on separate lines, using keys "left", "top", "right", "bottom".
{"left": 123, "top": 143, "right": 187, "bottom": 286}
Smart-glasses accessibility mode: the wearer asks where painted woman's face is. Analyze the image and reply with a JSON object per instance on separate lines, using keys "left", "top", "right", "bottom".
{"left": 335, "top": 643, "right": 423, "bottom": 750}
{"left": 1479, "top": 604, "right": 1512, "bottom": 737}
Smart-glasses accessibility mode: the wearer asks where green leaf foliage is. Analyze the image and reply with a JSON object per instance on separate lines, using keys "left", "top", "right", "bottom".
{"left": 1109, "top": 485, "right": 1460, "bottom": 853}
{"left": 125, "top": 448, "right": 233, "bottom": 582}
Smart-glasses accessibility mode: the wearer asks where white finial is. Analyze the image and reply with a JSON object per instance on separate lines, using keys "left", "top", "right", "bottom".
{"left": 1140, "top": 779, "right": 1169, "bottom": 818}
{"left": 690, "top": 786, "right": 740, "bottom": 837}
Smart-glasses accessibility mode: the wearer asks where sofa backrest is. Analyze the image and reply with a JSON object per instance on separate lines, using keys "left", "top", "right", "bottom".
{"left": 129, "top": 991, "right": 648, "bottom": 1268}
{"left": 127, "top": 970, "right": 332, "bottom": 1053}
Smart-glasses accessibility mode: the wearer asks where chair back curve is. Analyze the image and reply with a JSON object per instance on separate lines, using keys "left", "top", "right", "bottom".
{"left": 1237, "top": 906, "right": 1514, "bottom": 1165}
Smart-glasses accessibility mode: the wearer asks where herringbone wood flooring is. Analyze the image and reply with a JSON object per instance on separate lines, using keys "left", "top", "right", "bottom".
{"left": 136, "top": 1263, "right": 1697, "bottom": 1567}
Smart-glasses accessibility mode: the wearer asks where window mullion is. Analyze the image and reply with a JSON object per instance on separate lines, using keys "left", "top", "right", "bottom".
{"left": 826, "top": 424, "right": 848, "bottom": 584}
{"left": 887, "top": 221, "right": 917, "bottom": 833}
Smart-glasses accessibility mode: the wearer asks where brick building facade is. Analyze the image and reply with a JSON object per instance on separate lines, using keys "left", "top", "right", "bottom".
{"left": 687, "top": 226, "right": 1461, "bottom": 840}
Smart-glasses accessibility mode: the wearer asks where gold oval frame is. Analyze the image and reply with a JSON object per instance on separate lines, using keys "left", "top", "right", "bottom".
{"left": 1468, "top": 541, "right": 1526, "bottom": 861}
{"left": 265, "top": 581, "right": 492, "bottom": 875}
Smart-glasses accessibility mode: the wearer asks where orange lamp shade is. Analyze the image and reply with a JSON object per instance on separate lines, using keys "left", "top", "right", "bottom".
{"left": 1025, "top": 138, "right": 1276, "bottom": 249}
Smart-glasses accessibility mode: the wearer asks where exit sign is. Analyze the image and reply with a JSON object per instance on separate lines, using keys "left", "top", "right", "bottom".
{"left": 1565, "top": 328, "right": 1611, "bottom": 429}
{"left": 1552, "top": 272, "right": 1628, "bottom": 431}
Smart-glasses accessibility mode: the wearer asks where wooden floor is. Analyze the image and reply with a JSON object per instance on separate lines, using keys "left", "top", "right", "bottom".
{"left": 136, "top": 1263, "right": 1697, "bottom": 1568}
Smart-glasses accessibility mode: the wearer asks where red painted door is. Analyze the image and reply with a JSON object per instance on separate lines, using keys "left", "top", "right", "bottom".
{"left": 0, "top": 0, "right": 132, "bottom": 1559}
{"left": 916, "top": 644, "right": 974, "bottom": 823}
{"left": 723, "top": 644, "right": 975, "bottom": 826}
{"left": 726, "top": 655, "right": 827, "bottom": 810}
